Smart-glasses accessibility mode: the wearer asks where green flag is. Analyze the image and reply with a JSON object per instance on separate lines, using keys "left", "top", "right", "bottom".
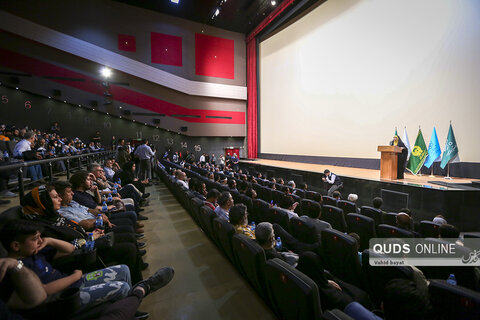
{"left": 406, "top": 128, "right": 428, "bottom": 175}
{"left": 440, "top": 123, "right": 459, "bottom": 169}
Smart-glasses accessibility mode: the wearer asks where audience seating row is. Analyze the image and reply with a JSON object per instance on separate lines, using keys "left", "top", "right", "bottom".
{"left": 159, "top": 160, "right": 480, "bottom": 319}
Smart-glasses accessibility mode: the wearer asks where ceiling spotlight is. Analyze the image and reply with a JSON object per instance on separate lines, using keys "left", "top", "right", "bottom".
{"left": 171, "top": 0, "right": 179, "bottom": 3}
{"left": 48, "top": 96, "right": 51, "bottom": 99}
{"left": 63, "top": 100, "right": 67, "bottom": 103}
{"left": 107, "top": 113, "right": 109, "bottom": 115}
{"left": 271, "top": 0, "right": 276, "bottom": 5}
{"left": 92, "top": 108, "right": 95, "bottom": 111}
{"left": 78, "top": 104, "right": 81, "bottom": 107}
{"left": 100, "top": 66, "right": 112, "bottom": 78}
{"left": 212, "top": 8, "right": 220, "bottom": 18}
{"left": 15, "top": 87, "right": 19, "bottom": 90}
{"left": 119, "top": 106, "right": 123, "bottom": 109}
{"left": 119, "top": 116, "right": 122, "bottom": 119}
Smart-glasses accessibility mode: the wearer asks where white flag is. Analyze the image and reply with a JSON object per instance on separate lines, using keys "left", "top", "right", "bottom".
{"left": 403, "top": 127, "right": 412, "bottom": 160}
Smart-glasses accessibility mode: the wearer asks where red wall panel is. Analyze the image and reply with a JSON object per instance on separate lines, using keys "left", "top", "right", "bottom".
{"left": 151, "top": 32, "right": 183, "bottom": 66}
{"left": 195, "top": 33, "right": 234, "bottom": 79}
{"left": 118, "top": 34, "right": 136, "bottom": 52}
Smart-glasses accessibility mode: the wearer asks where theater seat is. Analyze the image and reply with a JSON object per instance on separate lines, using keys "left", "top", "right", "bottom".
{"left": 294, "top": 189, "right": 306, "bottom": 198}
{"left": 337, "top": 200, "right": 357, "bottom": 215}
{"left": 266, "top": 207, "right": 290, "bottom": 232}
{"left": 377, "top": 224, "right": 414, "bottom": 238}
{"left": 237, "top": 194, "right": 254, "bottom": 220}
{"left": 198, "top": 205, "right": 217, "bottom": 240}
{"left": 265, "top": 258, "right": 322, "bottom": 319}
{"left": 429, "top": 279, "right": 480, "bottom": 320}
{"left": 419, "top": 220, "right": 440, "bottom": 238}
{"left": 272, "top": 190, "right": 285, "bottom": 206}
{"left": 306, "top": 191, "right": 319, "bottom": 200}
{"left": 212, "top": 217, "right": 235, "bottom": 262}
{"left": 321, "top": 229, "right": 363, "bottom": 288}
{"left": 231, "top": 234, "right": 268, "bottom": 299}
{"left": 253, "top": 198, "right": 270, "bottom": 223}
{"left": 189, "top": 197, "right": 205, "bottom": 226}
{"left": 301, "top": 199, "right": 316, "bottom": 216}
{"left": 322, "top": 196, "right": 337, "bottom": 206}
{"left": 382, "top": 212, "right": 398, "bottom": 226}
{"left": 360, "top": 206, "right": 383, "bottom": 226}
{"left": 290, "top": 216, "right": 320, "bottom": 244}
{"left": 345, "top": 213, "right": 376, "bottom": 252}
{"left": 321, "top": 205, "right": 347, "bottom": 232}
{"left": 322, "top": 309, "right": 354, "bottom": 320}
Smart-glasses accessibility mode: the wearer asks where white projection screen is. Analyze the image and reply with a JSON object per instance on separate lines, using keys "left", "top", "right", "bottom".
{"left": 259, "top": 0, "right": 480, "bottom": 162}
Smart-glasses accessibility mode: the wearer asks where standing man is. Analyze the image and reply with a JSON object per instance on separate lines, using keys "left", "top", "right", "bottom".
{"left": 134, "top": 139, "right": 155, "bottom": 183}
{"left": 322, "top": 169, "right": 343, "bottom": 197}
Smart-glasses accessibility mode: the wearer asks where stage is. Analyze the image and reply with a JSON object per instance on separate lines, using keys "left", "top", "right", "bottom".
{"left": 240, "top": 159, "right": 480, "bottom": 232}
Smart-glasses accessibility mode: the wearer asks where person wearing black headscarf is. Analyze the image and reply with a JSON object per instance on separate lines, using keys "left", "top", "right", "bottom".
{"left": 389, "top": 135, "right": 408, "bottom": 179}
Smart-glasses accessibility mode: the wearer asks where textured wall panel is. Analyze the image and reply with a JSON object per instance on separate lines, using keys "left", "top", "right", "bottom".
{"left": 195, "top": 33, "right": 234, "bottom": 79}
{"left": 151, "top": 32, "right": 182, "bottom": 66}
{"left": 118, "top": 34, "right": 136, "bottom": 52}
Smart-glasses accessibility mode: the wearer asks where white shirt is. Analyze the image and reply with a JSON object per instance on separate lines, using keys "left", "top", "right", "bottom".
{"left": 325, "top": 173, "right": 337, "bottom": 185}
{"left": 199, "top": 155, "right": 206, "bottom": 162}
{"left": 13, "top": 139, "right": 31, "bottom": 158}
{"left": 177, "top": 179, "right": 189, "bottom": 189}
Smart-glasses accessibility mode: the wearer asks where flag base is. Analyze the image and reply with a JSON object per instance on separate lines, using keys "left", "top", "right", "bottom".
{"left": 444, "top": 176, "right": 453, "bottom": 180}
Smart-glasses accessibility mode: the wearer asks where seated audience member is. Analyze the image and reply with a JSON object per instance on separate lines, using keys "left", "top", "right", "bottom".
{"left": 277, "top": 178, "right": 284, "bottom": 185}
{"left": 227, "top": 179, "right": 237, "bottom": 191}
{"left": 255, "top": 222, "right": 299, "bottom": 266}
{"left": 103, "top": 159, "right": 119, "bottom": 181}
{"left": 230, "top": 204, "right": 255, "bottom": 240}
{"left": 192, "top": 180, "right": 207, "bottom": 201}
{"left": 175, "top": 171, "right": 189, "bottom": 189}
{"left": 22, "top": 183, "right": 147, "bottom": 282}
{"left": 288, "top": 180, "right": 296, "bottom": 190}
{"left": 396, "top": 212, "right": 416, "bottom": 234}
{"left": 96, "top": 267, "right": 175, "bottom": 320}
{"left": 298, "top": 182, "right": 308, "bottom": 191}
{"left": 237, "top": 181, "right": 249, "bottom": 194}
{"left": 0, "top": 220, "right": 132, "bottom": 312}
{"left": 332, "top": 191, "right": 342, "bottom": 203}
{"left": 298, "top": 252, "right": 373, "bottom": 312}
{"left": 438, "top": 224, "right": 463, "bottom": 246}
{"left": 347, "top": 193, "right": 358, "bottom": 203}
{"left": 245, "top": 187, "right": 257, "bottom": 200}
{"left": 0, "top": 257, "right": 47, "bottom": 316}
{"left": 300, "top": 202, "right": 332, "bottom": 241}
{"left": 312, "top": 193, "right": 323, "bottom": 206}
{"left": 69, "top": 171, "right": 140, "bottom": 229}
{"left": 90, "top": 164, "right": 146, "bottom": 217}
{"left": 116, "top": 145, "right": 131, "bottom": 167}
{"left": 214, "top": 192, "right": 233, "bottom": 221}
{"left": 12, "top": 131, "right": 44, "bottom": 182}
{"left": 344, "top": 279, "right": 431, "bottom": 320}
{"left": 118, "top": 162, "right": 148, "bottom": 194}
{"left": 204, "top": 189, "right": 220, "bottom": 211}
{"left": 432, "top": 215, "right": 447, "bottom": 225}
{"left": 372, "top": 197, "right": 386, "bottom": 214}
{"left": 279, "top": 196, "right": 299, "bottom": 219}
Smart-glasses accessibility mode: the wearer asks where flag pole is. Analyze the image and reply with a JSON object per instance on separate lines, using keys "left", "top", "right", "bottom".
{"left": 444, "top": 163, "right": 452, "bottom": 180}
{"left": 429, "top": 166, "right": 435, "bottom": 178}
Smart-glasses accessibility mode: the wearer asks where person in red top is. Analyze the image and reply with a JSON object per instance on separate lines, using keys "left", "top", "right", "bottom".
{"left": 204, "top": 189, "right": 220, "bottom": 211}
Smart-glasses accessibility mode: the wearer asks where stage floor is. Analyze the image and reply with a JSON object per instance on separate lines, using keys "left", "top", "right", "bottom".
{"left": 241, "top": 159, "right": 480, "bottom": 191}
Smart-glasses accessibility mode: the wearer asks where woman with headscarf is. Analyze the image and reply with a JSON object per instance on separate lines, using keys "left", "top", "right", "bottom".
{"left": 21, "top": 185, "right": 146, "bottom": 283}
{"left": 390, "top": 134, "right": 408, "bottom": 179}
{"left": 118, "top": 162, "right": 146, "bottom": 194}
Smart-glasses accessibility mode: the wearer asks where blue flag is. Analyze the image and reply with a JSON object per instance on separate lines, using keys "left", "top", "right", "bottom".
{"left": 424, "top": 127, "right": 441, "bottom": 169}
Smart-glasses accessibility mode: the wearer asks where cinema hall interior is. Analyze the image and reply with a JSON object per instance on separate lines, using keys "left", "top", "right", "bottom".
{"left": 1, "top": 0, "right": 480, "bottom": 319}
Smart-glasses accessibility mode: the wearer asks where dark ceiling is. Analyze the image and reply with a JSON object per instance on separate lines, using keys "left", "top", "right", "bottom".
{"left": 113, "top": 0, "right": 287, "bottom": 34}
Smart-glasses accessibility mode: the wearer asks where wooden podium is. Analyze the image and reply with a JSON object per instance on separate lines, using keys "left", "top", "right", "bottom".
{"left": 377, "top": 146, "right": 403, "bottom": 179}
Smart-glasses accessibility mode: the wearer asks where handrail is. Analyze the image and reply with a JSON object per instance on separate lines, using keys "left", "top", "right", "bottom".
{"left": 0, "top": 150, "right": 116, "bottom": 200}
